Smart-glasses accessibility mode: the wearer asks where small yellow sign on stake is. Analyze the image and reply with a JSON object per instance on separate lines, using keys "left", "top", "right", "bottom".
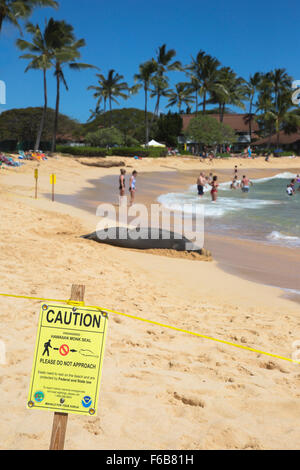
{"left": 34, "top": 169, "right": 39, "bottom": 199}
{"left": 27, "top": 303, "right": 108, "bottom": 416}
{"left": 50, "top": 174, "right": 56, "bottom": 185}
{"left": 50, "top": 174, "right": 56, "bottom": 201}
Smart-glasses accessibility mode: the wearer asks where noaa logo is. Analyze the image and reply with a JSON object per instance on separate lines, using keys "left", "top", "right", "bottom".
{"left": 82, "top": 396, "right": 92, "bottom": 408}
{"left": 34, "top": 391, "right": 44, "bottom": 403}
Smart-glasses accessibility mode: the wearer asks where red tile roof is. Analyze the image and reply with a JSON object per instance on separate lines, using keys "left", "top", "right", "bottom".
{"left": 181, "top": 114, "right": 259, "bottom": 133}
{"left": 254, "top": 131, "right": 300, "bottom": 146}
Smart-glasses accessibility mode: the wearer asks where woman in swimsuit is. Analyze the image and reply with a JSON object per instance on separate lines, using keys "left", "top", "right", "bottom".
{"left": 119, "top": 169, "right": 126, "bottom": 205}
{"left": 129, "top": 171, "right": 137, "bottom": 206}
{"left": 210, "top": 175, "right": 219, "bottom": 202}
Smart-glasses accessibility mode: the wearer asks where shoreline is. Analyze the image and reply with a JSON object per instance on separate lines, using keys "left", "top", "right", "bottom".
{"left": 2, "top": 155, "right": 300, "bottom": 450}
{"left": 52, "top": 162, "right": 300, "bottom": 298}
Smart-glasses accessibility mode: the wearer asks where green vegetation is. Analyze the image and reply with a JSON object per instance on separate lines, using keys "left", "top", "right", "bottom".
{"left": 154, "top": 112, "right": 183, "bottom": 147}
{"left": 185, "top": 114, "right": 236, "bottom": 147}
{"left": 0, "top": 107, "right": 81, "bottom": 151}
{"left": 56, "top": 145, "right": 167, "bottom": 158}
{"left": 0, "top": 0, "right": 58, "bottom": 32}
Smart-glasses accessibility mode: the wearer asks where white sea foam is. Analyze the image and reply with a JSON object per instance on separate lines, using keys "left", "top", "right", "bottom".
{"left": 158, "top": 192, "right": 280, "bottom": 218}
{"left": 251, "top": 172, "right": 297, "bottom": 184}
{"left": 266, "top": 231, "right": 300, "bottom": 247}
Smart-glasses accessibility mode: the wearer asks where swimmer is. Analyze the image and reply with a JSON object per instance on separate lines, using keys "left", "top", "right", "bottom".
{"left": 206, "top": 172, "right": 213, "bottom": 184}
{"left": 210, "top": 176, "right": 219, "bottom": 202}
{"left": 287, "top": 184, "right": 295, "bottom": 196}
{"left": 231, "top": 175, "right": 239, "bottom": 189}
{"left": 241, "top": 175, "right": 253, "bottom": 193}
{"left": 197, "top": 172, "right": 206, "bottom": 197}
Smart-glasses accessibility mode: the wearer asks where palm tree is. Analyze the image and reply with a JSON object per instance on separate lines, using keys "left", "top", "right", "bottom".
{"left": 134, "top": 59, "right": 157, "bottom": 145}
{"left": 88, "top": 70, "right": 129, "bottom": 128}
{"left": 245, "top": 72, "right": 262, "bottom": 143}
{"left": 87, "top": 103, "right": 103, "bottom": 122}
{"left": 150, "top": 75, "right": 171, "bottom": 117}
{"left": 269, "top": 68, "right": 292, "bottom": 116}
{"left": 17, "top": 19, "right": 57, "bottom": 150}
{"left": 256, "top": 69, "right": 299, "bottom": 148}
{"left": 151, "top": 44, "right": 182, "bottom": 118}
{"left": 166, "top": 82, "right": 194, "bottom": 114}
{"left": 212, "top": 67, "right": 248, "bottom": 122}
{"left": 0, "top": 0, "right": 58, "bottom": 33}
{"left": 87, "top": 77, "right": 109, "bottom": 125}
{"left": 49, "top": 20, "right": 95, "bottom": 152}
{"left": 187, "top": 50, "right": 221, "bottom": 113}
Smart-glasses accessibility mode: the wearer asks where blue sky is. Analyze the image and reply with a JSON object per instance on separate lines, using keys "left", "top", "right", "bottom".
{"left": 0, "top": 0, "right": 299, "bottom": 123}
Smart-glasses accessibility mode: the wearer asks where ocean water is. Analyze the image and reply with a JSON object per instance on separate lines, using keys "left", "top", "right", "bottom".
{"left": 157, "top": 172, "right": 300, "bottom": 248}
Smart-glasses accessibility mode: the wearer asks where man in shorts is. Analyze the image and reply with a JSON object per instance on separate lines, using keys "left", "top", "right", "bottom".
{"left": 197, "top": 172, "right": 206, "bottom": 197}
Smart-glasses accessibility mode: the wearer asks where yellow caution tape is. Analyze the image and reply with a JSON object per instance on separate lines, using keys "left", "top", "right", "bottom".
{"left": 0, "top": 292, "right": 298, "bottom": 365}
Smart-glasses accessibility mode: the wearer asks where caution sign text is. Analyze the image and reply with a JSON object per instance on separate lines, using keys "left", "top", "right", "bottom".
{"left": 27, "top": 304, "right": 108, "bottom": 416}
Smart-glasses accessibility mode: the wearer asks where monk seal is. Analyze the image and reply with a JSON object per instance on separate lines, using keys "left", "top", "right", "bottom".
{"left": 82, "top": 227, "right": 203, "bottom": 253}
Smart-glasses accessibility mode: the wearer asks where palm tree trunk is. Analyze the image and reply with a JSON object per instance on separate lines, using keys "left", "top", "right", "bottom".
{"left": 276, "top": 118, "right": 280, "bottom": 148}
{"left": 103, "top": 99, "right": 107, "bottom": 127}
{"left": 35, "top": 69, "right": 48, "bottom": 151}
{"left": 203, "top": 90, "right": 206, "bottom": 113}
{"left": 51, "top": 67, "right": 60, "bottom": 153}
{"left": 109, "top": 96, "right": 112, "bottom": 127}
{"left": 149, "top": 93, "right": 160, "bottom": 132}
{"left": 145, "top": 87, "right": 149, "bottom": 146}
{"left": 248, "top": 99, "right": 253, "bottom": 145}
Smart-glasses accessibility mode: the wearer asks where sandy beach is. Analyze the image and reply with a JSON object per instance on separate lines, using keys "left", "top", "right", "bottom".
{"left": 1, "top": 154, "right": 300, "bottom": 450}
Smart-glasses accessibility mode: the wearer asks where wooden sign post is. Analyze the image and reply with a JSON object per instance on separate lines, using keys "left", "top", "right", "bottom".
{"left": 49, "top": 284, "right": 85, "bottom": 451}
{"left": 34, "top": 169, "right": 38, "bottom": 199}
{"left": 27, "top": 283, "right": 108, "bottom": 450}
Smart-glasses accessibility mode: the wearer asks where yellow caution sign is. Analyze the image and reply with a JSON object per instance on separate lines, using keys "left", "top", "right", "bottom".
{"left": 27, "top": 304, "right": 108, "bottom": 416}
{"left": 50, "top": 174, "right": 56, "bottom": 185}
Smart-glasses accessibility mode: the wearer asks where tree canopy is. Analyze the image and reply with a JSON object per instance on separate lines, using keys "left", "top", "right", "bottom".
{"left": 185, "top": 114, "right": 236, "bottom": 146}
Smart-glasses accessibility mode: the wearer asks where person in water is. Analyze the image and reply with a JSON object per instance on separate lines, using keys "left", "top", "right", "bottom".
{"left": 119, "top": 169, "right": 126, "bottom": 205}
{"left": 241, "top": 175, "right": 253, "bottom": 193}
{"left": 287, "top": 179, "right": 296, "bottom": 196}
{"left": 210, "top": 175, "right": 219, "bottom": 202}
{"left": 129, "top": 171, "right": 138, "bottom": 206}
{"left": 231, "top": 175, "right": 239, "bottom": 189}
{"left": 207, "top": 172, "right": 213, "bottom": 184}
{"left": 197, "top": 172, "right": 206, "bottom": 197}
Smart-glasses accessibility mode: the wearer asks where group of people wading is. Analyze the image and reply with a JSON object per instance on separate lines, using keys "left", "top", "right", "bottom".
{"left": 197, "top": 166, "right": 253, "bottom": 202}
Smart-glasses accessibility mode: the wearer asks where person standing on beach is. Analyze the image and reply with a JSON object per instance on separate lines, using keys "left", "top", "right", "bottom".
{"left": 129, "top": 171, "right": 138, "bottom": 206}
{"left": 197, "top": 172, "right": 206, "bottom": 197}
{"left": 210, "top": 176, "right": 219, "bottom": 202}
{"left": 119, "top": 169, "right": 126, "bottom": 205}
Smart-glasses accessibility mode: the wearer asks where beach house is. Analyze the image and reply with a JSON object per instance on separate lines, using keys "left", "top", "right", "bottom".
{"left": 179, "top": 113, "right": 259, "bottom": 153}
